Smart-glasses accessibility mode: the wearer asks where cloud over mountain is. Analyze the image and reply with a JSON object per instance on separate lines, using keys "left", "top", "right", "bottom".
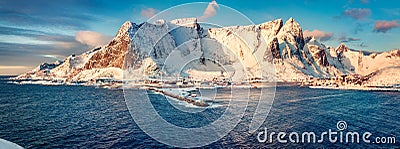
{"left": 373, "top": 20, "right": 399, "bottom": 33}
{"left": 75, "top": 31, "right": 111, "bottom": 47}
{"left": 343, "top": 8, "right": 371, "bottom": 20}
{"left": 141, "top": 8, "right": 157, "bottom": 19}
{"left": 303, "top": 29, "right": 333, "bottom": 41}
{"left": 338, "top": 36, "right": 360, "bottom": 43}
{"left": 199, "top": 0, "right": 219, "bottom": 21}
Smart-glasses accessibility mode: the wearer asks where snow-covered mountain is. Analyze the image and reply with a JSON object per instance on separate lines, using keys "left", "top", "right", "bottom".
{"left": 14, "top": 18, "right": 400, "bottom": 86}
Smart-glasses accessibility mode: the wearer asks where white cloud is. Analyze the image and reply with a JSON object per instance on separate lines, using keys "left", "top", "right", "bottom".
{"left": 343, "top": 8, "right": 371, "bottom": 20}
{"left": 141, "top": 8, "right": 157, "bottom": 19}
{"left": 0, "top": 65, "right": 30, "bottom": 69}
{"left": 303, "top": 29, "right": 334, "bottom": 41}
{"left": 373, "top": 20, "right": 399, "bottom": 33}
{"left": 199, "top": 0, "right": 219, "bottom": 21}
{"left": 75, "top": 31, "right": 111, "bottom": 47}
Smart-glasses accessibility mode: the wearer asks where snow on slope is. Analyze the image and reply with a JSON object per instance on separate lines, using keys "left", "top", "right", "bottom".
{"left": 14, "top": 17, "right": 400, "bottom": 86}
{"left": 206, "top": 24, "right": 264, "bottom": 79}
{"left": 364, "top": 66, "right": 400, "bottom": 86}
{"left": 51, "top": 47, "right": 101, "bottom": 78}
{"left": 72, "top": 67, "right": 123, "bottom": 82}
{"left": 355, "top": 50, "right": 400, "bottom": 75}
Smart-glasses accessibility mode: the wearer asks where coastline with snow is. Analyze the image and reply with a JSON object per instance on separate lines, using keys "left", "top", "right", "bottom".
{"left": 9, "top": 17, "right": 400, "bottom": 92}
{"left": 308, "top": 85, "right": 400, "bottom": 92}
{"left": 7, "top": 76, "right": 399, "bottom": 92}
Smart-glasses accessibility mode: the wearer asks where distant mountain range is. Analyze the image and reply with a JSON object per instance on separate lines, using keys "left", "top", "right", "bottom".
{"left": 15, "top": 18, "right": 400, "bottom": 86}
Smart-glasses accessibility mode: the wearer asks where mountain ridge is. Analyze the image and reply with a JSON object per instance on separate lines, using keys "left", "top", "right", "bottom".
{"left": 14, "top": 17, "right": 400, "bottom": 86}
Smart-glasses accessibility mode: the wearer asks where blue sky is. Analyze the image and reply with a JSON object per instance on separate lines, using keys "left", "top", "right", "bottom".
{"left": 0, "top": 0, "right": 399, "bottom": 75}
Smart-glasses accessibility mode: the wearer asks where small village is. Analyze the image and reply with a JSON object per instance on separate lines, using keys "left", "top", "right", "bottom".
{"left": 301, "top": 74, "right": 400, "bottom": 89}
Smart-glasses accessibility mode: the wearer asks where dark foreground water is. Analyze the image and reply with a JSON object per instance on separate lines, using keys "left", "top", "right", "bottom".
{"left": 0, "top": 76, "right": 399, "bottom": 148}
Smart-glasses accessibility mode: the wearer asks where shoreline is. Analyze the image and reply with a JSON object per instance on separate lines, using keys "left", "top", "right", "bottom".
{"left": 308, "top": 85, "right": 400, "bottom": 92}
{"left": 5, "top": 77, "right": 400, "bottom": 92}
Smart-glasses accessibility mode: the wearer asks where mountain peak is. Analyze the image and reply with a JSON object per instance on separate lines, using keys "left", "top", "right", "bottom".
{"left": 259, "top": 19, "right": 283, "bottom": 36}
{"left": 260, "top": 18, "right": 283, "bottom": 25}
{"left": 336, "top": 43, "right": 349, "bottom": 54}
{"left": 116, "top": 21, "right": 137, "bottom": 38}
{"left": 122, "top": 21, "right": 133, "bottom": 27}
{"left": 283, "top": 17, "right": 301, "bottom": 29}
{"left": 286, "top": 17, "right": 300, "bottom": 26}
{"left": 308, "top": 36, "right": 317, "bottom": 43}
{"left": 277, "top": 17, "right": 305, "bottom": 51}
{"left": 338, "top": 43, "right": 348, "bottom": 48}
{"left": 260, "top": 18, "right": 283, "bottom": 28}
{"left": 16, "top": 17, "right": 400, "bottom": 86}
{"left": 120, "top": 21, "right": 134, "bottom": 30}
{"left": 153, "top": 19, "right": 166, "bottom": 25}
{"left": 169, "top": 18, "right": 198, "bottom": 27}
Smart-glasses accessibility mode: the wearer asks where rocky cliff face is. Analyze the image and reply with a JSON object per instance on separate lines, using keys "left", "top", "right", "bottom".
{"left": 15, "top": 18, "right": 400, "bottom": 85}
{"left": 85, "top": 21, "right": 137, "bottom": 69}
{"left": 276, "top": 17, "right": 305, "bottom": 59}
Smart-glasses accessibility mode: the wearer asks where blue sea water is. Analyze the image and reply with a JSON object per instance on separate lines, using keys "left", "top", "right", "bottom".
{"left": 0, "top": 76, "right": 399, "bottom": 148}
